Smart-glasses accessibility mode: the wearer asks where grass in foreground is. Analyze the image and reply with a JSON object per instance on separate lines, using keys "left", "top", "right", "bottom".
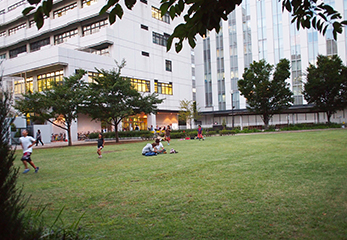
{"left": 16, "top": 129, "right": 347, "bottom": 239}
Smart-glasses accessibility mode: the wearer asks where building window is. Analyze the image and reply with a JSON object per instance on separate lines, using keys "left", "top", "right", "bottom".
{"left": 0, "top": 53, "right": 6, "bottom": 59}
{"left": 30, "top": 38, "right": 50, "bottom": 52}
{"left": 82, "top": 19, "right": 108, "bottom": 36}
{"left": 9, "top": 23, "right": 26, "bottom": 36}
{"left": 37, "top": 70, "right": 64, "bottom": 91}
{"left": 25, "top": 77, "right": 34, "bottom": 93}
{"left": 142, "top": 51, "right": 149, "bottom": 57}
{"left": 91, "top": 47, "right": 110, "bottom": 56}
{"left": 141, "top": 24, "right": 148, "bottom": 30}
{"left": 153, "top": 32, "right": 170, "bottom": 46}
{"left": 151, "top": 6, "right": 170, "bottom": 24}
{"left": 87, "top": 71, "right": 103, "bottom": 83}
{"left": 0, "top": 31, "right": 6, "bottom": 37}
{"left": 14, "top": 79, "right": 25, "bottom": 95}
{"left": 8, "top": 0, "right": 26, "bottom": 12}
{"left": 165, "top": 60, "right": 172, "bottom": 72}
{"left": 53, "top": 2, "right": 77, "bottom": 19}
{"left": 54, "top": 29, "right": 78, "bottom": 44}
{"left": 82, "top": 0, "right": 97, "bottom": 7}
{"left": 9, "top": 45, "right": 27, "bottom": 58}
{"left": 0, "top": 9, "right": 5, "bottom": 15}
{"left": 154, "top": 80, "right": 172, "bottom": 95}
{"left": 130, "top": 78, "right": 150, "bottom": 92}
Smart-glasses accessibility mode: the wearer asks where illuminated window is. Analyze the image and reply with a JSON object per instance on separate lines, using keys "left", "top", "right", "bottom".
{"left": 82, "top": 19, "right": 108, "bottom": 36}
{"left": 8, "top": 0, "right": 26, "bottom": 12}
{"left": 54, "top": 29, "right": 78, "bottom": 44}
{"left": 9, "top": 45, "right": 26, "bottom": 58}
{"left": 9, "top": 23, "right": 26, "bottom": 36}
{"left": 130, "top": 78, "right": 150, "bottom": 92}
{"left": 154, "top": 80, "right": 172, "bottom": 95}
{"left": 54, "top": 3, "right": 77, "bottom": 18}
{"left": 25, "top": 77, "right": 34, "bottom": 93}
{"left": 151, "top": 6, "right": 170, "bottom": 23}
{"left": 82, "top": 0, "right": 97, "bottom": 7}
{"left": 30, "top": 38, "right": 50, "bottom": 52}
{"left": 14, "top": 79, "right": 25, "bottom": 95}
{"left": 87, "top": 71, "right": 103, "bottom": 83}
{"left": 37, "top": 70, "right": 64, "bottom": 91}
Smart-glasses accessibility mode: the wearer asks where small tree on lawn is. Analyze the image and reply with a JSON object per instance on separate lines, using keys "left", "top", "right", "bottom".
{"left": 83, "top": 60, "right": 163, "bottom": 142}
{"left": 15, "top": 70, "right": 87, "bottom": 146}
{"left": 178, "top": 99, "right": 200, "bottom": 129}
{"left": 303, "top": 54, "right": 347, "bottom": 124}
{"left": 238, "top": 59, "right": 294, "bottom": 129}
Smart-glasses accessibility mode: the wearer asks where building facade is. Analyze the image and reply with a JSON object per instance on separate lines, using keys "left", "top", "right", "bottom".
{"left": 194, "top": 0, "right": 347, "bottom": 128}
{"left": 0, "top": 0, "right": 192, "bottom": 142}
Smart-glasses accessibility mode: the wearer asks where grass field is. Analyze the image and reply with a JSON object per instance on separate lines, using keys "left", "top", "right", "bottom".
{"left": 16, "top": 129, "right": 347, "bottom": 239}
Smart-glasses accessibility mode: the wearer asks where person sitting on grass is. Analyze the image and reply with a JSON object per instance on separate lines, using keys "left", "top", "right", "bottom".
{"left": 155, "top": 138, "right": 167, "bottom": 154}
{"left": 142, "top": 142, "right": 158, "bottom": 156}
{"left": 97, "top": 133, "right": 105, "bottom": 158}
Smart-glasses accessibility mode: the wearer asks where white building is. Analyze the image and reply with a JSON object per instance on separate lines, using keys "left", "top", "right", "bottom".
{"left": 194, "top": 0, "right": 347, "bottom": 128}
{"left": 0, "top": 0, "right": 192, "bottom": 142}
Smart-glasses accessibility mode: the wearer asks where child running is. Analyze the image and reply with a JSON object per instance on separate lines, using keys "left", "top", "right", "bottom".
{"left": 97, "top": 133, "right": 105, "bottom": 158}
{"left": 19, "top": 129, "right": 39, "bottom": 174}
{"left": 197, "top": 125, "right": 204, "bottom": 140}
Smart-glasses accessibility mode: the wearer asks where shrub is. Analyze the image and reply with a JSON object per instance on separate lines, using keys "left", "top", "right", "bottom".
{"left": 206, "top": 131, "right": 217, "bottom": 136}
{"left": 219, "top": 130, "right": 236, "bottom": 135}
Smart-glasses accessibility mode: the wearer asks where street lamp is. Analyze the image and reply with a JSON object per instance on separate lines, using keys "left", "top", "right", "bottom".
{"left": 230, "top": 90, "right": 234, "bottom": 129}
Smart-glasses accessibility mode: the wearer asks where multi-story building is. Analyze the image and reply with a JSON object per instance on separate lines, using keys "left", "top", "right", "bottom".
{"left": 0, "top": 0, "right": 192, "bottom": 142}
{"left": 194, "top": 0, "right": 347, "bottom": 128}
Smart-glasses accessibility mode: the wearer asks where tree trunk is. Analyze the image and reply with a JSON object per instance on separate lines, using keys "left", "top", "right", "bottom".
{"left": 262, "top": 114, "right": 270, "bottom": 130}
{"left": 114, "top": 122, "right": 119, "bottom": 143}
{"left": 67, "top": 122, "right": 72, "bottom": 146}
{"left": 326, "top": 111, "right": 332, "bottom": 124}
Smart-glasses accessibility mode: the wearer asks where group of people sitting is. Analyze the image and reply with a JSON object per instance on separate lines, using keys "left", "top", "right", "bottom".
{"left": 142, "top": 138, "right": 167, "bottom": 156}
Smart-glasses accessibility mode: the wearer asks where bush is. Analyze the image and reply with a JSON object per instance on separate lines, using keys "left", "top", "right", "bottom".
{"left": 219, "top": 130, "right": 236, "bottom": 135}
{"left": 206, "top": 131, "right": 217, "bottom": 136}
{"left": 14, "top": 129, "right": 21, "bottom": 138}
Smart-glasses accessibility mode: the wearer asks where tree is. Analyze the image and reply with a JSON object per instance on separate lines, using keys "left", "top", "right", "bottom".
{"left": 15, "top": 70, "right": 87, "bottom": 146}
{"left": 303, "top": 55, "right": 347, "bottom": 123}
{"left": 178, "top": 99, "right": 200, "bottom": 129}
{"left": 24, "top": 0, "right": 347, "bottom": 52}
{"left": 83, "top": 61, "right": 163, "bottom": 143}
{"left": 238, "top": 59, "right": 294, "bottom": 129}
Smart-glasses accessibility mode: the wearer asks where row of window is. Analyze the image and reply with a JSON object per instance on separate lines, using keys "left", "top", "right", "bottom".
{"left": 14, "top": 71, "right": 173, "bottom": 95}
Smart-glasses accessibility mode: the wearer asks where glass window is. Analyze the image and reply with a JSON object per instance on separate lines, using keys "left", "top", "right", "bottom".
{"left": 37, "top": 70, "right": 64, "bottom": 91}
{"left": 154, "top": 81, "right": 172, "bottom": 95}
{"left": 82, "top": 0, "right": 97, "bottom": 7}
{"left": 142, "top": 51, "right": 149, "bottom": 57}
{"left": 0, "top": 31, "right": 6, "bottom": 37}
{"left": 25, "top": 77, "right": 34, "bottom": 93}
{"left": 151, "top": 6, "right": 170, "bottom": 23}
{"left": 9, "top": 23, "right": 26, "bottom": 36}
{"left": 14, "top": 79, "right": 25, "bottom": 95}
{"left": 53, "top": 2, "right": 77, "bottom": 18}
{"left": 30, "top": 38, "right": 50, "bottom": 52}
{"left": 0, "top": 53, "right": 6, "bottom": 59}
{"left": 0, "top": 9, "right": 5, "bottom": 15}
{"left": 165, "top": 60, "right": 172, "bottom": 72}
{"left": 130, "top": 78, "right": 150, "bottom": 92}
{"left": 152, "top": 32, "right": 169, "bottom": 47}
{"left": 9, "top": 45, "right": 27, "bottom": 58}
{"left": 8, "top": 0, "right": 26, "bottom": 12}
{"left": 87, "top": 71, "right": 103, "bottom": 83}
{"left": 82, "top": 19, "right": 108, "bottom": 36}
{"left": 54, "top": 29, "right": 78, "bottom": 44}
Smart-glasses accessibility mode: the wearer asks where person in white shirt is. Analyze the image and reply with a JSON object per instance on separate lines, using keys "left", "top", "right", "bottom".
{"left": 142, "top": 142, "right": 158, "bottom": 156}
{"left": 19, "top": 130, "right": 39, "bottom": 174}
{"left": 155, "top": 138, "right": 167, "bottom": 154}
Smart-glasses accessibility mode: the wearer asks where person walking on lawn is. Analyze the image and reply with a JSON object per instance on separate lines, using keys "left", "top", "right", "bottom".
{"left": 97, "top": 133, "right": 105, "bottom": 158}
{"left": 19, "top": 129, "right": 39, "bottom": 174}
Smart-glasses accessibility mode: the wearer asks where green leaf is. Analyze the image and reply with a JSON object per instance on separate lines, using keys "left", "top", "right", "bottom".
{"left": 169, "top": 6, "right": 176, "bottom": 19}
{"left": 34, "top": 7, "right": 44, "bottom": 29}
{"left": 28, "top": 0, "right": 42, "bottom": 4}
{"left": 160, "top": 2, "right": 170, "bottom": 15}
{"left": 166, "top": 35, "right": 173, "bottom": 52}
{"left": 175, "top": 41, "right": 182, "bottom": 53}
{"left": 22, "top": 7, "right": 35, "bottom": 16}
{"left": 188, "top": 37, "right": 196, "bottom": 48}
{"left": 115, "top": 4, "right": 124, "bottom": 19}
{"left": 124, "top": 0, "right": 136, "bottom": 10}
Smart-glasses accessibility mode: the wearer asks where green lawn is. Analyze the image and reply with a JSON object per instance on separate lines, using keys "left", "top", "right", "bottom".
{"left": 16, "top": 130, "right": 347, "bottom": 239}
